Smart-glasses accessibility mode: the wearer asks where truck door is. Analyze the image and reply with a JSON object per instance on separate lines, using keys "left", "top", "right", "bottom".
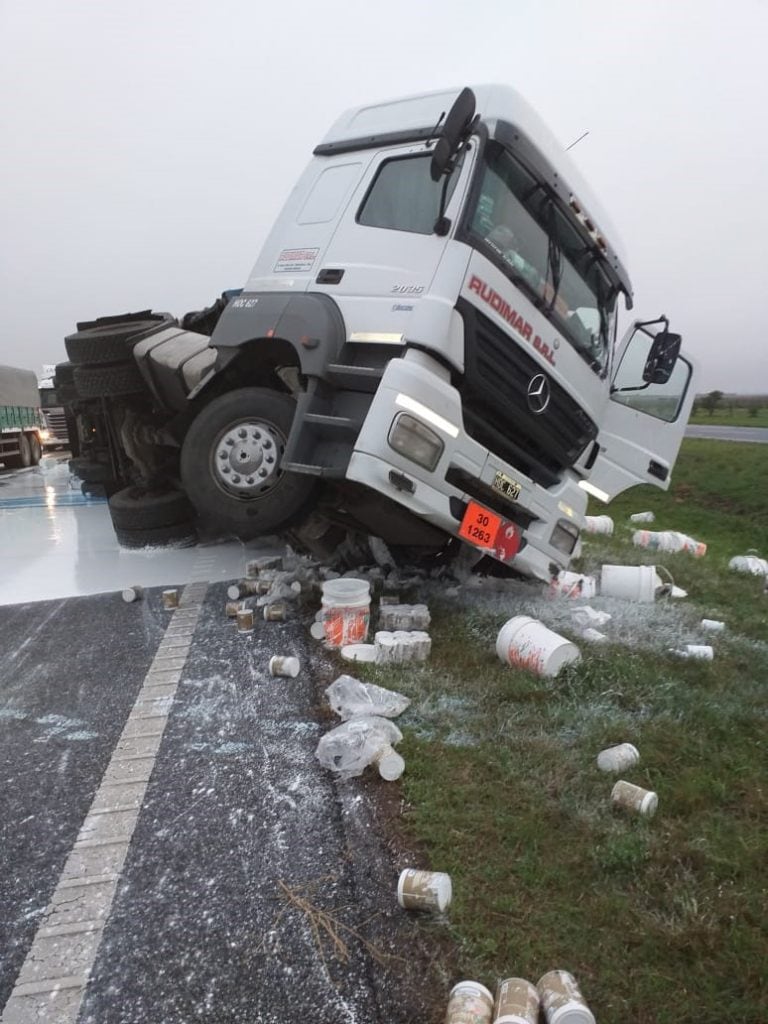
{"left": 315, "top": 144, "right": 473, "bottom": 340}
{"left": 585, "top": 322, "right": 695, "bottom": 502}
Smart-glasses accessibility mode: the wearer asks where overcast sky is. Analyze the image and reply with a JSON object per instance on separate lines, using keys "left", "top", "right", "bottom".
{"left": 1, "top": 0, "right": 766, "bottom": 393}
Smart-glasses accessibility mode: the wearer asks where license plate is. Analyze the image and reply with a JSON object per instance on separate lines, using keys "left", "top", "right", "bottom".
{"left": 492, "top": 470, "right": 521, "bottom": 501}
{"left": 458, "top": 500, "right": 501, "bottom": 549}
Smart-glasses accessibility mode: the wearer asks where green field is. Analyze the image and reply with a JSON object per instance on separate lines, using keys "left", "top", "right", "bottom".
{"left": 689, "top": 407, "right": 768, "bottom": 428}
{"left": 359, "top": 440, "right": 768, "bottom": 1023}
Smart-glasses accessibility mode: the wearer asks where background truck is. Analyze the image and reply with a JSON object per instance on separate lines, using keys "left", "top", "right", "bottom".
{"left": 38, "top": 368, "right": 72, "bottom": 451}
{"left": 57, "top": 84, "right": 696, "bottom": 572}
{"left": 0, "top": 365, "right": 44, "bottom": 469}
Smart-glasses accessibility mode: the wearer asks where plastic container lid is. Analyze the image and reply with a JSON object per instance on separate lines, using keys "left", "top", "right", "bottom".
{"left": 341, "top": 643, "right": 377, "bottom": 663}
{"left": 321, "top": 578, "right": 371, "bottom": 603}
{"left": 449, "top": 980, "right": 493, "bottom": 1004}
{"left": 377, "top": 745, "right": 405, "bottom": 781}
{"left": 548, "top": 1002, "right": 596, "bottom": 1024}
{"left": 640, "top": 790, "right": 659, "bottom": 816}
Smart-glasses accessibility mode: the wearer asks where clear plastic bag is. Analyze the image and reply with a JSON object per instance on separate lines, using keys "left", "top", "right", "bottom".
{"left": 315, "top": 716, "right": 403, "bottom": 779}
{"left": 325, "top": 674, "right": 410, "bottom": 720}
{"left": 571, "top": 605, "right": 612, "bottom": 627}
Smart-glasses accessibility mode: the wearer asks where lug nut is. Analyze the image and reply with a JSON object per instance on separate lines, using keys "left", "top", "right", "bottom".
{"left": 263, "top": 439, "right": 272, "bottom": 450}
{"left": 232, "top": 474, "right": 241, "bottom": 483}
{"left": 238, "top": 428, "right": 247, "bottom": 439}
{"left": 259, "top": 468, "right": 267, "bottom": 478}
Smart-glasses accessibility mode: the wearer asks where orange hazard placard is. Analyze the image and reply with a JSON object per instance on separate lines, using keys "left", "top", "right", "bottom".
{"left": 458, "top": 501, "right": 502, "bottom": 549}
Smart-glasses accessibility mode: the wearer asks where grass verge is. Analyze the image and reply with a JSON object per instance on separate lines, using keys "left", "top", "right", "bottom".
{"left": 689, "top": 408, "right": 768, "bottom": 428}
{"left": 356, "top": 439, "right": 768, "bottom": 1023}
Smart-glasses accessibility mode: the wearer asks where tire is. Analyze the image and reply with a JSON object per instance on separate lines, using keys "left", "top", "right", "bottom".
{"left": 29, "top": 434, "right": 42, "bottom": 466}
{"left": 54, "top": 361, "right": 75, "bottom": 385}
{"left": 65, "top": 317, "right": 173, "bottom": 365}
{"left": 114, "top": 521, "right": 197, "bottom": 549}
{"left": 180, "top": 387, "right": 316, "bottom": 539}
{"left": 5, "top": 433, "right": 33, "bottom": 469}
{"left": 69, "top": 457, "right": 114, "bottom": 484}
{"left": 73, "top": 362, "right": 145, "bottom": 398}
{"left": 108, "top": 487, "right": 193, "bottom": 531}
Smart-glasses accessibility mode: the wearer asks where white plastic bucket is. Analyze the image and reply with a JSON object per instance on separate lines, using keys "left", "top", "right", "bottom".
{"left": 729, "top": 555, "right": 768, "bottom": 576}
{"left": 321, "top": 578, "right": 371, "bottom": 648}
{"left": 496, "top": 616, "right": 581, "bottom": 677}
{"left": 633, "top": 530, "right": 707, "bottom": 557}
{"left": 583, "top": 514, "right": 613, "bottom": 535}
{"left": 550, "top": 571, "right": 597, "bottom": 599}
{"left": 600, "top": 564, "right": 662, "bottom": 603}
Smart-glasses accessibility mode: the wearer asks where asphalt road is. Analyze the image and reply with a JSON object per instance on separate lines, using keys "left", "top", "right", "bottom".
{"left": 685, "top": 424, "right": 768, "bottom": 443}
{"left": 0, "top": 466, "right": 443, "bottom": 1022}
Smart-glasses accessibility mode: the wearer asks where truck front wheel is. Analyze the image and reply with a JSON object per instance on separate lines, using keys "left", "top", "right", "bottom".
{"left": 180, "top": 387, "right": 315, "bottom": 539}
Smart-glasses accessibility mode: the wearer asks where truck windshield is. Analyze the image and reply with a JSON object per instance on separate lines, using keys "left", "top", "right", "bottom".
{"left": 39, "top": 388, "right": 61, "bottom": 409}
{"left": 466, "top": 143, "right": 617, "bottom": 374}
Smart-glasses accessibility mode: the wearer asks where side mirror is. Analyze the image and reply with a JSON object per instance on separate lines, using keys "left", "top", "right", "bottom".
{"left": 430, "top": 87, "right": 476, "bottom": 182}
{"left": 642, "top": 330, "right": 681, "bottom": 384}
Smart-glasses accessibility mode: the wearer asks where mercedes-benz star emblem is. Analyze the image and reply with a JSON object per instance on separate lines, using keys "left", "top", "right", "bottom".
{"left": 527, "top": 374, "right": 551, "bottom": 414}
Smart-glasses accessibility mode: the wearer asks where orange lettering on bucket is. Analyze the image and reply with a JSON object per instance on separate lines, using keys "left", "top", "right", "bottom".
{"left": 324, "top": 607, "right": 370, "bottom": 648}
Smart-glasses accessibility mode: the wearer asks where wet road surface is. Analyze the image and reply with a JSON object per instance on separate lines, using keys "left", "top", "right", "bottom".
{"left": 685, "top": 424, "right": 768, "bottom": 443}
{"left": 0, "top": 465, "right": 441, "bottom": 1023}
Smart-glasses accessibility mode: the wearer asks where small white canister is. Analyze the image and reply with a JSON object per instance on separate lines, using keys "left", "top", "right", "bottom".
{"left": 268, "top": 655, "right": 300, "bottom": 678}
{"left": 494, "top": 977, "right": 540, "bottom": 1024}
{"left": 537, "top": 971, "right": 595, "bottom": 1024}
{"left": 397, "top": 868, "right": 452, "bottom": 913}
{"left": 611, "top": 780, "right": 658, "bottom": 817}
{"left": 596, "top": 742, "right": 640, "bottom": 773}
{"left": 444, "top": 981, "right": 493, "bottom": 1024}
{"left": 700, "top": 619, "right": 725, "bottom": 632}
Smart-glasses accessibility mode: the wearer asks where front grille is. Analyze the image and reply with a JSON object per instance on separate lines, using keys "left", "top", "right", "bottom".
{"left": 458, "top": 301, "right": 597, "bottom": 487}
{"left": 44, "top": 411, "right": 69, "bottom": 441}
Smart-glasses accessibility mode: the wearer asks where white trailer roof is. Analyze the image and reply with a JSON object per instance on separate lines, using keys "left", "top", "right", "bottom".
{"left": 0, "top": 365, "right": 41, "bottom": 409}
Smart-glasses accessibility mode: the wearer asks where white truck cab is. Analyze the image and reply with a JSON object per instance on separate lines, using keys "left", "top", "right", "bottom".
{"left": 201, "top": 84, "right": 694, "bottom": 579}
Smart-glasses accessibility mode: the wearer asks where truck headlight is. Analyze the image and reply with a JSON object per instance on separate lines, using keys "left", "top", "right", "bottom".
{"left": 387, "top": 413, "right": 444, "bottom": 471}
{"left": 550, "top": 518, "right": 580, "bottom": 555}
{"left": 39, "top": 429, "right": 51, "bottom": 441}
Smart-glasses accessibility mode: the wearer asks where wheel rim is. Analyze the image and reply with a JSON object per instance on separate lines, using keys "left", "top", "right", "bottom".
{"left": 210, "top": 418, "right": 285, "bottom": 499}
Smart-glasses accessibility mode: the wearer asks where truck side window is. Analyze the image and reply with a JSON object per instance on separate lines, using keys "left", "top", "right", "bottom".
{"left": 357, "top": 154, "right": 460, "bottom": 235}
{"left": 612, "top": 333, "right": 692, "bottom": 422}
